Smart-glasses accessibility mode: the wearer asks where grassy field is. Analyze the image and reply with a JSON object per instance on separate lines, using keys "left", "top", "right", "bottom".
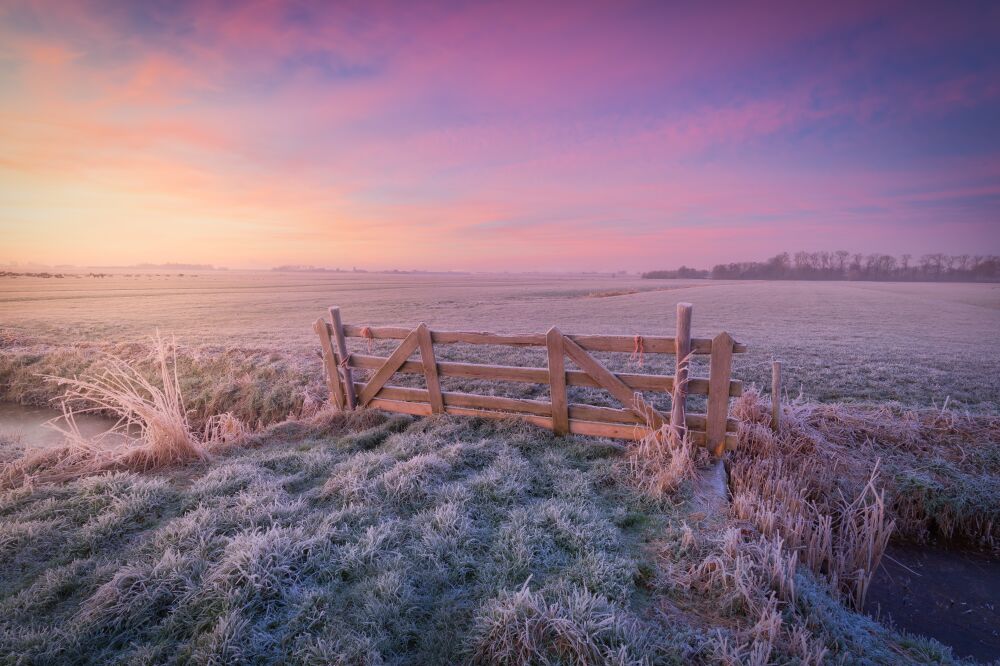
{"left": 2, "top": 272, "right": 999, "bottom": 412}
{"left": 1, "top": 272, "right": 998, "bottom": 663}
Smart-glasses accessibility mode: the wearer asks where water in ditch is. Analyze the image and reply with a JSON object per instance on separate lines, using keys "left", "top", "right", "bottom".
{"left": 0, "top": 402, "right": 123, "bottom": 457}
{"left": 865, "top": 544, "right": 1000, "bottom": 663}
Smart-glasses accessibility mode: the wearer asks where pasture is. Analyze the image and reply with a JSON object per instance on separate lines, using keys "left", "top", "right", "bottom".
{"left": 2, "top": 271, "right": 999, "bottom": 411}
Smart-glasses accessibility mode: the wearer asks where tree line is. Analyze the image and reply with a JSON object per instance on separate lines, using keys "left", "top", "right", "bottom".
{"left": 639, "top": 266, "right": 709, "bottom": 279}
{"left": 643, "top": 252, "right": 1000, "bottom": 282}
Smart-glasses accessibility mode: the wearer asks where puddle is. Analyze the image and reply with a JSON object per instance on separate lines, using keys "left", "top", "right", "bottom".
{"left": 0, "top": 402, "right": 122, "bottom": 455}
{"left": 865, "top": 544, "right": 1000, "bottom": 663}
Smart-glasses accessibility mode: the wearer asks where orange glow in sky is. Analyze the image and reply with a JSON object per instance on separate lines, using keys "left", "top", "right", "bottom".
{"left": 2, "top": 1, "right": 999, "bottom": 271}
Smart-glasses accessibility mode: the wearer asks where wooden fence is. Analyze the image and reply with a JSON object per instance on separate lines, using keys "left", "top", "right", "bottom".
{"left": 314, "top": 303, "right": 746, "bottom": 455}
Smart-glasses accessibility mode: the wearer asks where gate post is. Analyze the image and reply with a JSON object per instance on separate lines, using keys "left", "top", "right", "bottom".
{"left": 329, "top": 306, "right": 357, "bottom": 410}
{"left": 706, "top": 332, "right": 735, "bottom": 457}
{"left": 314, "top": 319, "right": 346, "bottom": 409}
{"left": 670, "top": 303, "right": 692, "bottom": 439}
{"left": 771, "top": 361, "right": 782, "bottom": 432}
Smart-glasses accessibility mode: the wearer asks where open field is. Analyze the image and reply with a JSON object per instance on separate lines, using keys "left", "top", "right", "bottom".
{"left": 2, "top": 272, "right": 999, "bottom": 412}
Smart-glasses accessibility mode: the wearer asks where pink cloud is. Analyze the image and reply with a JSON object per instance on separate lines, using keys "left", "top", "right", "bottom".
{"left": 1, "top": 0, "right": 998, "bottom": 270}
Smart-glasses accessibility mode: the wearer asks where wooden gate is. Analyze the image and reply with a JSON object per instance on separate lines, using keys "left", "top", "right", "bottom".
{"left": 315, "top": 303, "right": 745, "bottom": 455}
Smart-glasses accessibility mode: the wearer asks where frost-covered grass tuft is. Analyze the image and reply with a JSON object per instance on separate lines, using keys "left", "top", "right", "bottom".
{"left": 468, "top": 583, "right": 653, "bottom": 665}
{"left": 624, "top": 425, "right": 705, "bottom": 500}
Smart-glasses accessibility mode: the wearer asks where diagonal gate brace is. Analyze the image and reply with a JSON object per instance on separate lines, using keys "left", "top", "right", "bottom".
{"left": 558, "top": 329, "right": 668, "bottom": 430}
{"left": 357, "top": 327, "right": 421, "bottom": 407}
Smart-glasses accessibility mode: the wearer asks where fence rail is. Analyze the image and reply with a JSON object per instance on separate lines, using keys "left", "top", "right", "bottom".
{"left": 315, "top": 303, "right": 746, "bottom": 455}
{"left": 335, "top": 323, "right": 748, "bottom": 354}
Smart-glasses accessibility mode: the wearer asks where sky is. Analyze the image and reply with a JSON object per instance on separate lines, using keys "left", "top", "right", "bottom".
{"left": 1, "top": 0, "right": 999, "bottom": 271}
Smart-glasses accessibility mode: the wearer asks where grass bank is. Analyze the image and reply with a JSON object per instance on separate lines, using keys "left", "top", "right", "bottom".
{"left": 1, "top": 405, "right": 989, "bottom": 664}
{"left": 0, "top": 336, "right": 326, "bottom": 430}
{"left": 4, "top": 335, "right": 998, "bottom": 554}
{"left": 733, "top": 390, "right": 1000, "bottom": 549}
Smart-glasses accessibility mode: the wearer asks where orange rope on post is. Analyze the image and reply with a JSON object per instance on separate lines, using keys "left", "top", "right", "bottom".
{"left": 360, "top": 326, "right": 376, "bottom": 353}
{"left": 629, "top": 335, "right": 645, "bottom": 368}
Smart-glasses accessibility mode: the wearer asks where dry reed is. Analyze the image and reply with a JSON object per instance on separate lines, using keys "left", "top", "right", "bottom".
{"left": 670, "top": 526, "right": 827, "bottom": 665}
{"left": 202, "top": 412, "right": 252, "bottom": 452}
{"left": 2, "top": 334, "right": 251, "bottom": 489}
{"left": 624, "top": 425, "right": 702, "bottom": 499}
{"left": 729, "top": 389, "right": 898, "bottom": 609}
{"left": 622, "top": 356, "right": 709, "bottom": 500}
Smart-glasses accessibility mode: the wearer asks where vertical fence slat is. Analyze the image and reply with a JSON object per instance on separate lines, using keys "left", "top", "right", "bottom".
{"left": 771, "top": 361, "right": 782, "bottom": 433}
{"left": 314, "top": 318, "right": 346, "bottom": 409}
{"left": 706, "top": 331, "right": 735, "bottom": 456}
{"left": 329, "top": 306, "right": 356, "bottom": 410}
{"left": 670, "top": 302, "right": 693, "bottom": 439}
{"left": 417, "top": 323, "right": 444, "bottom": 414}
{"left": 546, "top": 327, "right": 569, "bottom": 436}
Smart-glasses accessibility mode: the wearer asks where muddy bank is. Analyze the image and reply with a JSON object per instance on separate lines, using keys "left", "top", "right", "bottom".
{"left": 865, "top": 544, "right": 1000, "bottom": 663}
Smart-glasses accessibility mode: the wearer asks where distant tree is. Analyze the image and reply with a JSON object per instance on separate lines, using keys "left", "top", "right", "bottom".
{"left": 835, "top": 250, "right": 849, "bottom": 273}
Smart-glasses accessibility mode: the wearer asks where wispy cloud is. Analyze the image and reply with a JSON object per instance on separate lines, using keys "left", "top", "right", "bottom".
{"left": 1, "top": 0, "right": 998, "bottom": 269}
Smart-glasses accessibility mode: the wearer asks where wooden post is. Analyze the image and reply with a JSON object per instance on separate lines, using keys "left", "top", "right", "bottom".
{"left": 706, "top": 332, "right": 735, "bottom": 457}
{"left": 417, "top": 323, "right": 444, "bottom": 414}
{"left": 670, "top": 303, "right": 693, "bottom": 439}
{"left": 329, "top": 306, "right": 357, "bottom": 410}
{"left": 314, "top": 319, "right": 346, "bottom": 409}
{"left": 546, "top": 327, "right": 569, "bottom": 436}
{"left": 771, "top": 361, "right": 782, "bottom": 432}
